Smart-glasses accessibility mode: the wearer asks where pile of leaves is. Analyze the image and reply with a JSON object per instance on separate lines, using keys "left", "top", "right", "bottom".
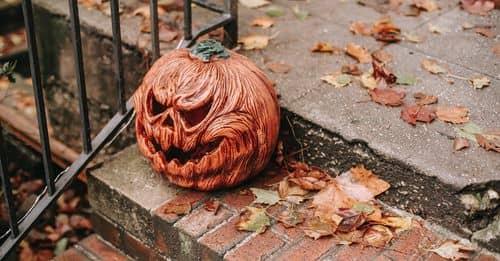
{"left": 0, "top": 162, "right": 93, "bottom": 260}
{"left": 236, "top": 162, "right": 414, "bottom": 247}
{"left": 0, "top": 29, "right": 26, "bottom": 56}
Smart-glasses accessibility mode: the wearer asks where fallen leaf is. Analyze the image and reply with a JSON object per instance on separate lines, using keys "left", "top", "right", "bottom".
{"left": 352, "top": 202, "right": 376, "bottom": 215}
{"left": 265, "top": 5, "right": 285, "bottom": 17}
{"left": 312, "top": 181, "right": 357, "bottom": 221}
{"left": 369, "top": 88, "right": 406, "bottom": 106}
{"left": 396, "top": 73, "right": 416, "bottom": 85}
{"left": 159, "top": 24, "right": 179, "bottom": 42}
{"left": 436, "top": 106, "right": 469, "bottom": 124}
{"left": 292, "top": 5, "right": 309, "bottom": 20}
{"left": 54, "top": 238, "right": 68, "bottom": 255}
{"left": 468, "top": 76, "right": 490, "bottom": 89}
{"left": 337, "top": 166, "right": 391, "bottom": 201}
{"left": 163, "top": 202, "right": 191, "bottom": 215}
{"left": 250, "top": 188, "right": 280, "bottom": 205}
{"left": 341, "top": 64, "right": 363, "bottom": 76}
{"left": 454, "top": 137, "right": 470, "bottom": 151}
{"left": 363, "top": 225, "right": 394, "bottom": 247}
{"left": 335, "top": 230, "right": 365, "bottom": 245}
{"left": 412, "top": 0, "right": 439, "bottom": 12}
{"left": 132, "top": 5, "right": 165, "bottom": 20}
{"left": 476, "top": 133, "right": 500, "bottom": 152}
{"left": 346, "top": 43, "right": 372, "bottom": 63}
{"left": 350, "top": 22, "right": 372, "bottom": 36}
{"left": 69, "top": 215, "right": 93, "bottom": 230}
{"left": 239, "top": 0, "right": 269, "bottom": 8}
{"left": 321, "top": 73, "right": 352, "bottom": 88}
{"left": 403, "top": 5, "right": 421, "bottom": 16}
{"left": 336, "top": 210, "right": 367, "bottom": 233}
{"left": 204, "top": 199, "right": 220, "bottom": 214}
{"left": 278, "top": 178, "right": 309, "bottom": 198}
{"left": 462, "top": 22, "right": 475, "bottom": 30}
{"left": 402, "top": 32, "right": 424, "bottom": 43}
{"left": 455, "top": 122, "right": 483, "bottom": 142}
{"left": 460, "top": 0, "right": 495, "bottom": 15}
{"left": 372, "top": 50, "right": 393, "bottom": 64}
{"left": 372, "top": 61, "right": 397, "bottom": 84}
{"left": 421, "top": 59, "right": 447, "bottom": 74}
{"left": 238, "top": 35, "right": 269, "bottom": 50}
{"left": 430, "top": 240, "right": 475, "bottom": 260}
{"left": 237, "top": 206, "right": 270, "bottom": 233}
{"left": 372, "top": 17, "right": 401, "bottom": 42}
{"left": 413, "top": 92, "right": 438, "bottom": 105}
{"left": 428, "top": 24, "right": 446, "bottom": 34}
{"left": 475, "top": 27, "right": 496, "bottom": 38}
{"left": 492, "top": 44, "right": 500, "bottom": 57}
{"left": 361, "top": 73, "right": 377, "bottom": 89}
{"left": 400, "top": 105, "right": 436, "bottom": 125}
{"left": 250, "top": 17, "right": 275, "bottom": 28}
{"left": 288, "top": 162, "right": 331, "bottom": 191}
{"left": 304, "top": 217, "right": 337, "bottom": 239}
{"left": 267, "top": 62, "right": 291, "bottom": 73}
{"left": 277, "top": 207, "right": 305, "bottom": 228}
{"left": 311, "top": 42, "right": 341, "bottom": 53}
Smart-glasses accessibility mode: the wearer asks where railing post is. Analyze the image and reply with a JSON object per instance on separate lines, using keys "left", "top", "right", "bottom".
{"left": 223, "top": 0, "right": 237, "bottom": 48}
{"left": 184, "top": 0, "right": 193, "bottom": 41}
{"left": 150, "top": 0, "right": 160, "bottom": 61}
{"left": 110, "top": 0, "right": 126, "bottom": 114}
{"left": 0, "top": 123, "right": 19, "bottom": 237}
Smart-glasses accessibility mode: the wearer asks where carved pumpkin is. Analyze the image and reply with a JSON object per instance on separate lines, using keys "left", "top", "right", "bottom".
{"left": 134, "top": 40, "right": 280, "bottom": 191}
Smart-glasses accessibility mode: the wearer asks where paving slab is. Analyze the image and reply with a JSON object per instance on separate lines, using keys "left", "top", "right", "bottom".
{"left": 237, "top": 0, "right": 500, "bottom": 189}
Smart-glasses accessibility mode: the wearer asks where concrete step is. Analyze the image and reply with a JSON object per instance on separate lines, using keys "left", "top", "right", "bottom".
{"left": 87, "top": 145, "right": 498, "bottom": 260}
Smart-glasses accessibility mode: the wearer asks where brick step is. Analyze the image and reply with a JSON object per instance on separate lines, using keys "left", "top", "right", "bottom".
{"left": 55, "top": 235, "right": 131, "bottom": 261}
{"left": 87, "top": 146, "right": 498, "bottom": 260}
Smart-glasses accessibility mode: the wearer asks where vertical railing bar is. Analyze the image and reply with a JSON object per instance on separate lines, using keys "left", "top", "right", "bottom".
{"left": 223, "top": 0, "right": 237, "bottom": 48}
{"left": 21, "top": 0, "right": 55, "bottom": 195}
{"left": 150, "top": 0, "right": 160, "bottom": 61}
{"left": 184, "top": 0, "right": 193, "bottom": 41}
{"left": 68, "top": 0, "right": 92, "bottom": 154}
{"left": 110, "top": 0, "right": 126, "bottom": 114}
{"left": 0, "top": 123, "right": 19, "bottom": 237}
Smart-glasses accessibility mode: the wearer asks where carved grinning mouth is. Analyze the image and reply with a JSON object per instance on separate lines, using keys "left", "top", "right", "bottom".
{"left": 164, "top": 138, "right": 223, "bottom": 165}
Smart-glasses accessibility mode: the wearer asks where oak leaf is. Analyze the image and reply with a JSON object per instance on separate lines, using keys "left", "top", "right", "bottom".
{"left": 369, "top": 88, "right": 406, "bottom": 106}
{"left": 436, "top": 106, "right": 469, "bottom": 124}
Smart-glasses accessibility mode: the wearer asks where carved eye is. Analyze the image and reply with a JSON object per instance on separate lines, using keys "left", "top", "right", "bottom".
{"left": 180, "top": 100, "right": 212, "bottom": 127}
{"left": 148, "top": 93, "right": 167, "bottom": 117}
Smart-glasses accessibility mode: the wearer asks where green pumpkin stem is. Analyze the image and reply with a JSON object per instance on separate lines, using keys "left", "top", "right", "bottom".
{"left": 189, "top": 39, "right": 230, "bottom": 62}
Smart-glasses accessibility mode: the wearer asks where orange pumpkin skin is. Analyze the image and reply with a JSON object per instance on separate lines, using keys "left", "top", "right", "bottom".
{"left": 133, "top": 47, "right": 280, "bottom": 191}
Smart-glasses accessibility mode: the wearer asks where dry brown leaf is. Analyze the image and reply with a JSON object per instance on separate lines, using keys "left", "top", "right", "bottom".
{"left": 468, "top": 76, "right": 490, "bottom": 89}
{"left": 338, "top": 166, "right": 391, "bottom": 200}
{"left": 475, "top": 27, "right": 496, "bottom": 38}
{"left": 400, "top": 105, "right": 436, "bottom": 125}
{"left": 492, "top": 44, "right": 500, "bottom": 57}
{"left": 372, "top": 50, "right": 393, "bottom": 64}
{"left": 436, "top": 106, "right": 469, "bottom": 124}
{"left": 372, "top": 61, "right": 397, "bottom": 84}
{"left": 430, "top": 240, "right": 475, "bottom": 260}
{"left": 321, "top": 73, "right": 352, "bottom": 88}
{"left": 238, "top": 35, "right": 269, "bottom": 50}
{"left": 237, "top": 206, "right": 270, "bottom": 233}
{"left": 350, "top": 22, "right": 372, "bottom": 36}
{"left": 454, "top": 137, "right": 470, "bottom": 151}
{"left": 413, "top": 92, "right": 438, "bottom": 105}
{"left": 304, "top": 217, "right": 337, "bottom": 240}
{"left": 311, "top": 42, "right": 342, "bottom": 53}
{"left": 159, "top": 24, "right": 179, "bottom": 42}
{"left": 132, "top": 5, "right": 165, "bottom": 20}
{"left": 239, "top": 0, "right": 270, "bottom": 8}
{"left": 341, "top": 64, "right": 363, "bottom": 76}
{"left": 460, "top": 0, "right": 495, "bottom": 15}
{"left": 346, "top": 43, "right": 372, "bottom": 63}
{"left": 250, "top": 16, "right": 275, "bottom": 28}
{"left": 361, "top": 73, "right": 377, "bottom": 89}
{"left": 369, "top": 88, "right": 406, "bottom": 106}
{"left": 363, "top": 225, "right": 394, "bottom": 247}
{"left": 336, "top": 210, "right": 367, "bottom": 233}
{"left": 163, "top": 202, "right": 191, "bottom": 215}
{"left": 476, "top": 133, "right": 500, "bottom": 152}
{"left": 312, "top": 181, "right": 357, "bottom": 221}
{"left": 412, "top": 0, "right": 439, "bottom": 12}
{"left": 421, "top": 59, "right": 447, "bottom": 74}
{"left": 372, "top": 17, "right": 401, "bottom": 42}
{"left": 277, "top": 207, "right": 305, "bottom": 228}
{"left": 267, "top": 62, "right": 291, "bottom": 73}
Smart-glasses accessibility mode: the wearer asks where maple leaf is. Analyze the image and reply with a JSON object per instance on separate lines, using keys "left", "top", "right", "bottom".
{"left": 412, "top": 0, "right": 439, "bottom": 12}
{"left": 204, "top": 199, "right": 220, "bottom": 215}
{"left": 421, "top": 59, "right": 447, "bottom": 74}
{"left": 321, "top": 73, "right": 352, "bottom": 88}
{"left": 238, "top": 35, "right": 269, "bottom": 50}
{"left": 460, "top": 0, "right": 495, "bottom": 15}
{"left": 413, "top": 92, "right": 438, "bottom": 105}
{"left": 250, "top": 188, "right": 280, "bottom": 205}
{"left": 400, "top": 105, "right": 436, "bottom": 125}
{"left": 237, "top": 206, "right": 270, "bottom": 233}
{"left": 468, "top": 76, "right": 490, "bottom": 89}
{"left": 267, "top": 62, "right": 291, "bottom": 73}
{"left": 311, "top": 42, "right": 341, "bottom": 53}
{"left": 453, "top": 137, "right": 470, "bottom": 151}
{"left": 369, "top": 88, "right": 406, "bottom": 106}
{"left": 436, "top": 106, "right": 469, "bottom": 124}
{"left": 362, "top": 225, "right": 394, "bottom": 247}
{"left": 304, "top": 217, "right": 337, "bottom": 239}
{"left": 163, "top": 202, "right": 191, "bottom": 215}
{"left": 430, "top": 240, "right": 475, "bottom": 260}
{"left": 350, "top": 22, "right": 372, "bottom": 36}
{"left": 250, "top": 16, "right": 275, "bottom": 28}
{"left": 346, "top": 43, "right": 372, "bottom": 63}
{"left": 239, "top": 0, "right": 270, "bottom": 8}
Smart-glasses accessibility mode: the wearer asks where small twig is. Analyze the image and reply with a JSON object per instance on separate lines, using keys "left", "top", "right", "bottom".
{"left": 446, "top": 73, "right": 468, "bottom": 81}
{"left": 286, "top": 115, "right": 305, "bottom": 162}
{"left": 284, "top": 146, "right": 310, "bottom": 160}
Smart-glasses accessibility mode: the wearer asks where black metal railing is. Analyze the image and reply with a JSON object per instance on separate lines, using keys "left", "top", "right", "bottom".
{"left": 0, "top": 0, "right": 237, "bottom": 258}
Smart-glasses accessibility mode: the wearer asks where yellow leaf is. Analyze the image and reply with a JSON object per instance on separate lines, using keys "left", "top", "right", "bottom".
{"left": 250, "top": 16, "right": 275, "bottom": 28}
{"left": 360, "top": 73, "right": 377, "bottom": 90}
{"left": 238, "top": 35, "right": 269, "bottom": 50}
{"left": 421, "top": 59, "right": 447, "bottom": 74}
{"left": 321, "top": 73, "right": 352, "bottom": 88}
{"left": 237, "top": 206, "right": 270, "bottom": 233}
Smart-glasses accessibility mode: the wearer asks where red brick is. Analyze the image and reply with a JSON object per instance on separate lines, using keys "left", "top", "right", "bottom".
{"left": 175, "top": 206, "right": 232, "bottom": 237}
{"left": 154, "top": 190, "right": 208, "bottom": 223}
{"left": 122, "top": 231, "right": 164, "bottom": 261}
{"left": 274, "top": 236, "right": 338, "bottom": 261}
{"left": 54, "top": 248, "right": 91, "bottom": 261}
{"left": 272, "top": 223, "right": 304, "bottom": 241}
{"left": 333, "top": 243, "right": 383, "bottom": 261}
{"left": 222, "top": 190, "right": 255, "bottom": 211}
{"left": 382, "top": 224, "right": 443, "bottom": 260}
{"left": 225, "top": 230, "right": 286, "bottom": 261}
{"left": 91, "top": 213, "right": 122, "bottom": 248}
{"left": 199, "top": 216, "right": 251, "bottom": 256}
{"left": 475, "top": 255, "right": 499, "bottom": 261}
{"left": 79, "top": 235, "right": 129, "bottom": 261}
{"left": 425, "top": 252, "right": 449, "bottom": 261}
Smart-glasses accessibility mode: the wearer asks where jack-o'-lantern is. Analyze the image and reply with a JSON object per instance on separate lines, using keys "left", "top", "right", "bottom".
{"left": 134, "top": 40, "right": 280, "bottom": 191}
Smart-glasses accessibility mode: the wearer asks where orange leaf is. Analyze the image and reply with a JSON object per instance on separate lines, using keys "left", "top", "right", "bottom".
{"left": 453, "top": 137, "right": 470, "bottom": 151}
{"left": 311, "top": 42, "right": 342, "bottom": 53}
{"left": 267, "top": 62, "right": 291, "bottom": 73}
{"left": 436, "top": 106, "right": 469, "bottom": 124}
{"left": 250, "top": 16, "right": 275, "bottom": 28}
{"left": 369, "top": 88, "right": 406, "bottom": 106}
{"left": 350, "top": 22, "right": 372, "bottom": 36}
{"left": 400, "top": 105, "right": 436, "bottom": 125}
{"left": 475, "top": 134, "right": 500, "bottom": 153}
{"left": 413, "top": 92, "right": 438, "bottom": 105}
{"left": 346, "top": 43, "right": 372, "bottom": 63}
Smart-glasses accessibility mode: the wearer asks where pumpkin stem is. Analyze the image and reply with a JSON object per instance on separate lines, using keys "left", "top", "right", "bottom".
{"left": 189, "top": 39, "right": 230, "bottom": 62}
